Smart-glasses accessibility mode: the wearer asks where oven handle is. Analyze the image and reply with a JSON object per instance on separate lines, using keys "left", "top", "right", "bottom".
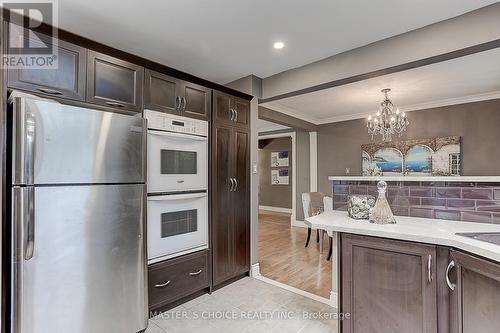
{"left": 148, "top": 192, "right": 208, "bottom": 201}
{"left": 148, "top": 129, "right": 207, "bottom": 141}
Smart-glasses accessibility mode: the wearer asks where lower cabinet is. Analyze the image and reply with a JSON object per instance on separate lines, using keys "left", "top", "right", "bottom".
{"left": 341, "top": 234, "right": 500, "bottom": 333}
{"left": 449, "top": 250, "right": 500, "bottom": 333}
{"left": 148, "top": 250, "right": 209, "bottom": 311}
{"left": 341, "top": 234, "right": 438, "bottom": 333}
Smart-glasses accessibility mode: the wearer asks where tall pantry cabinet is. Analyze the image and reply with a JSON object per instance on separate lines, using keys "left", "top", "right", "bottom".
{"left": 211, "top": 90, "right": 251, "bottom": 286}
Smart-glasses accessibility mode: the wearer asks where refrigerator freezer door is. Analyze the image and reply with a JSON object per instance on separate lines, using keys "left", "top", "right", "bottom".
{"left": 12, "top": 96, "right": 145, "bottom": 185}
{"left": 12, "top": 184, "right": 147, "bottom": 333}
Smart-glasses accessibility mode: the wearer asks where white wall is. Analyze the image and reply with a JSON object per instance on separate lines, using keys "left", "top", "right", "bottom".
{"left": 262, "top": 3, "right": 500, "bottom": 98}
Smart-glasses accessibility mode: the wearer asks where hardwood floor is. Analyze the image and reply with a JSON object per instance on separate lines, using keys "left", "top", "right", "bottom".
{"left": 258, "top": 210, "right": 332, "bottom": 299}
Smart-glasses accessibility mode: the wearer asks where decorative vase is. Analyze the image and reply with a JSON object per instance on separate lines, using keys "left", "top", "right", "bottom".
{"left": 369, "top": 181, "right": 396, "bottom": 224}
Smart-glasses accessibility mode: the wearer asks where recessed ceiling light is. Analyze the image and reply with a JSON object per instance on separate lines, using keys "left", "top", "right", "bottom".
{"left": 273, "top": 41, "right": 285, "bottom": 50}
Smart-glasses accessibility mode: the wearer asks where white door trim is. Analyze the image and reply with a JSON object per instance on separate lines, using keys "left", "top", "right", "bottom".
{"left": 258, "top": 131, "right": 297, "bottom": 226}
{"left": 309, "top": 131, "right": 318, "bottom": 192}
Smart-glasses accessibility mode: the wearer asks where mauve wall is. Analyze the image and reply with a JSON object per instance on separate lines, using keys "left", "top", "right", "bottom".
{"left": 332, "top": 180, "right": 500, "bottom": 224}
{"left": 318, "top": 99, "right": 500, "bottom": 194}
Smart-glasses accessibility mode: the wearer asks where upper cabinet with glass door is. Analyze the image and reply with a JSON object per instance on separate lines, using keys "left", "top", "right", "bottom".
{"left": 5, "top": 23, "right": 87, "bottom": 101}
{"left": 87, "top": 50, "right": 144, "bottom": 112}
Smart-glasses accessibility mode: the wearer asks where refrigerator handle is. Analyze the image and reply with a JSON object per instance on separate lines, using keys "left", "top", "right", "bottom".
{"left": 24, "top": 187, "right": 35, "bottom": 260}
{"left": 25, "top": 111, "right": 36, "bottom": 185}
{"left": 13, "top": 99, "right": 36, "bottom": 185}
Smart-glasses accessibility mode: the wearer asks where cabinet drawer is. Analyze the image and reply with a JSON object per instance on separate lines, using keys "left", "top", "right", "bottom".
{"left": 148, "top": 250, "right": 209, "bottom": 309}
{"left": 6, "top": 23, "right": 86, "bottom": 101}
{"left": 87, "top": 50, "right": 144, "bottom": 112}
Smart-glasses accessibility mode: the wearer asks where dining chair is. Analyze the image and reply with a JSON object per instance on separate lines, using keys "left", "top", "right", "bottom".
{"left": 323, "top": 196, "right": 333, "bottom": 261}
{"left": 302, "top": 192, "right": 325, "bottom": 248}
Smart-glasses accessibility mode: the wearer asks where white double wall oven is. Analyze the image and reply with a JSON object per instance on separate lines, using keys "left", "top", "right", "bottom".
{"left": 145, "top": 110, "right": 209, "bottom": 263}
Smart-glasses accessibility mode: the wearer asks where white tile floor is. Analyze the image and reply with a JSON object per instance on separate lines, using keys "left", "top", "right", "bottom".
{"left": 147, "top": 277, "right": 338, "bottom": 333}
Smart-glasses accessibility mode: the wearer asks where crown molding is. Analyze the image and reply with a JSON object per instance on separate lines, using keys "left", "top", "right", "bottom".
{"left": 260, "top": 91, "right": 500, "bottom": 126}
{"left": 394, "top": 90, "right": 500, "bottom": 114}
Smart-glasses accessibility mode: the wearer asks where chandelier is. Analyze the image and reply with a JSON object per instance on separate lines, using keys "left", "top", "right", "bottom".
{"left": 367, "top": 89, "right": 409, "bottom": 141}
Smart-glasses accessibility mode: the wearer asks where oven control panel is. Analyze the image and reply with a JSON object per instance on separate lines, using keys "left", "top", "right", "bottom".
{"left": 144, "top": 110, "right": 208, "bottom": 137}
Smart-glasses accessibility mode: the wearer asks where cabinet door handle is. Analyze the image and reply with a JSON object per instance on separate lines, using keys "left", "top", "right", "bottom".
{"left": 189, "top": 269, "right": 202, "bottom": 276}
{"left": 234, "top": 109, "right": 238, "bottom": 122}
{"left": 446, "top": 260, "right": 456, "bottom": 291}
{"left": 175, "top": 96, "right": 180, "bottom": 110}
{"left": 427, "top": 254, "right": 433, "bottom": 283}
{"left": 154, "top": 280, "right": 171, "bottom": 288}
{"left": 181, "top": 97, "right": 186, "bottom": 112}
{"left": 234, "top": 178, "right": 238, "bottom": 191}
{"left": 229, "top": 177, "right": 234, "bottom": 191}
{"left": 229, "top": 108, "right": 235, "bottom": 121}
{"left": 105, "top": 101, "right": 125, "bottom": 108}
{"left": 37, "top": 88, "right": 63, "bottom": 95}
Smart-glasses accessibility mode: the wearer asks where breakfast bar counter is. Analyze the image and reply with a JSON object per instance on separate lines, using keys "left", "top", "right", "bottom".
{"left": 306, "top": 210, "right": 500, "bottom": 263}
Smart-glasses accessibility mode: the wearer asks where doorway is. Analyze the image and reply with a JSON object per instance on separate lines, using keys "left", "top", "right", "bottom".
{"left": 256, "top": 122, "right": 331, "bottom": 303}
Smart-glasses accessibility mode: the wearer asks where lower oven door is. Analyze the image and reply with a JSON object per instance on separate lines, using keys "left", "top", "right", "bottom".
{"left": 147, "top": 192, "right": 208, "bottom": 262}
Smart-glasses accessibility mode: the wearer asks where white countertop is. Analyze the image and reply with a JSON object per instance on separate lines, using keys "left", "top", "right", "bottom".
{"left": 328, "top": 176, "right": 500, "bottom": 182}
{"left": 306, "top": 210, "right": 500, "bottom": 263}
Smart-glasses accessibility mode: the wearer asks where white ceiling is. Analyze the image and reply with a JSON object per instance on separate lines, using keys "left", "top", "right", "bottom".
{"left": 55, "top": 0, "right": 497, "bottom": 83}
{"left": 257, "top": 119, "right": 290, "bottom": 133}
{"left": 261, "top": 48, "right": 500, "bottom": 124}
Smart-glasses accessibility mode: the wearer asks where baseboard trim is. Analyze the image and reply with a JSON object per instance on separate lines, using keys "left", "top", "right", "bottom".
{"left": 259, "top": 205, "right": 292, "bottom": 214}
{"left": 254, "top": 275, "right": 335, "bottom": 307}
{"left": 250, "top": 263, "right": 261, "bottom": 277}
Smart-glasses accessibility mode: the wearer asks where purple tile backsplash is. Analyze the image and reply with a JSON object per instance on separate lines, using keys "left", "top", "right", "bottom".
{"left": 332, "top": 180, "right": 500, "bottom": 224}
{"left": 462, "top": 188, "right": 493, "bottom": 200}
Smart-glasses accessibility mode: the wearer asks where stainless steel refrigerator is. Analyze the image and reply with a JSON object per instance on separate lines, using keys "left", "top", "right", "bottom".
{"left": 10, "top": 92, "right": 148, "bottom": 333}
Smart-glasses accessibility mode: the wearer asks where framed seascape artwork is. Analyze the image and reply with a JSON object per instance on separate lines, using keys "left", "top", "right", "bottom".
{"left": 362, "top": 136, "right": 461, "bottom": 176}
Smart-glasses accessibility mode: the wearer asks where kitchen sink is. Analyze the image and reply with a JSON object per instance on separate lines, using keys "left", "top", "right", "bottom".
{"left": 455, "top": 232, "right": 500, "bottom": 246}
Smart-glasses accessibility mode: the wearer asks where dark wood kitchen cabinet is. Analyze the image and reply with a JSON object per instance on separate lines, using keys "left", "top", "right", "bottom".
{"left": 213, "top": 91, "right": 249, "bottom": 127}
{"left": 144, "top": 69, "right": 181, "bottom": 115}
{"left": 232, "top": 129, "right": 250, "bottom": 275}
{"left": 87, "top": 50, "right": 144, "bottom": 111}
{"left": 233, "top": 97, "right": 250, "bottom": 127}
{"left": 144, "top": 69, "right": 210, "bottom": 120}
{"left": 5, "top": 22, "right": 87, "bottom": 101}
{"left": 212, "top": 92, "right": 250, "bottom": 286}
{"left": 180, "top": 81, "right": 211, "bottom": 120}
{"left": 341, "top": 234, "right": 438, "bottom": 333}
{"left": 148, "top": 250, "right": 209, "bottom": 312}
{"left": 449, "top": 250, "right": 500, "bottom": 333}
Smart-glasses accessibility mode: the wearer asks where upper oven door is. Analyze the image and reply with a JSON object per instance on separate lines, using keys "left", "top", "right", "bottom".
{"left": 147, "top": 130, "right": 208, "bottom": 193}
